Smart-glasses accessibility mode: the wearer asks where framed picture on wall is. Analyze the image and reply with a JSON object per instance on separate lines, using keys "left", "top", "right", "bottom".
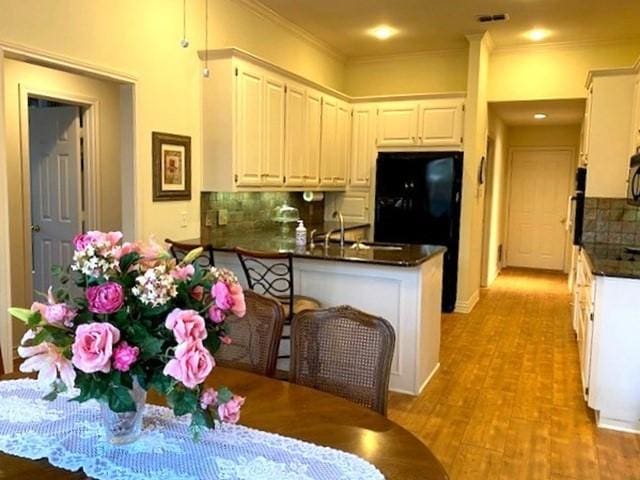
{"left": 152, "top": 131, "right": 191, "bottom": 201}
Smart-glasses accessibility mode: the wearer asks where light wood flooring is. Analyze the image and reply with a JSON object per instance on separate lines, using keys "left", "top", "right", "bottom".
{"left": 388, "top": 268, "right": 640, "bottom": 479}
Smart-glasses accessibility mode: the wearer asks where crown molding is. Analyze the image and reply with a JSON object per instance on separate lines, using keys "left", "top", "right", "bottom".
{"left": 346, "top": 46, "right": 467, "bottom": 65}
{"left": 234, "top": 0, "right": 346, "bottom": 63}
{"left": 492, "top": 35, "right": 640, "bottom": 54}
{"left": 0, "top": 39, "right": 137, "bottom": 83}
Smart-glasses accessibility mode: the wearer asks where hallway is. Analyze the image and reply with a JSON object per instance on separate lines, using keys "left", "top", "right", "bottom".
{"left": 388, "top": 268, "right": 640, "bottom": 479}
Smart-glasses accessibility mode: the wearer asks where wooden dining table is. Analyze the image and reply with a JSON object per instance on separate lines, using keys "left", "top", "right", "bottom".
{"left": 0, "top": 367, "right": 448, "bottom": 480}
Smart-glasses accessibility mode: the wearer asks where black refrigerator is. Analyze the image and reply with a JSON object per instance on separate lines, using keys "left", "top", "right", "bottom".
{"left": 374, "top": 151, "right": 463, "bottom": 312}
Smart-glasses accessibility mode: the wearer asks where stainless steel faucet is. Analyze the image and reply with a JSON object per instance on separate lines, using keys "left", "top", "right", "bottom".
{"left": 332, "top": 210, "right": 345, "bottom": 249}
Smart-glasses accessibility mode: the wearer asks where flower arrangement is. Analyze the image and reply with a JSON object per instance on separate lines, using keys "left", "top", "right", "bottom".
{"left": 9, "top": 231, "right": 246, "bottom": 438}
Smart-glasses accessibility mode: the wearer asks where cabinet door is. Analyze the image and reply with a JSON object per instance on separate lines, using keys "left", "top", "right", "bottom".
{"left": 262, "top": 75, "right": 286, "bottom": 186}
{"left": 631, "top": 76, "right": 640, "bottom": 153}
{"left": 377, "top": 102, "right": 418, "bottom": 146}
{"left": 304, "top": 89, "right": 322, "bottom": 186}
{"left": 334, "top": 101, "right": 350, "bottom": 187}
{"left": 284, "top": 82, "right": 306, "bottom": 187}
{"left": 350, "top": 105, "right": 376, "bottom": 188}
{"left": 320, "top": 95, "right": 338, "bottom": 186}
{"left": 418, "top": 99, "right": 464, "bottom": 146}
{"left": 236, "top": 67, "right": 263, "bottom": 186}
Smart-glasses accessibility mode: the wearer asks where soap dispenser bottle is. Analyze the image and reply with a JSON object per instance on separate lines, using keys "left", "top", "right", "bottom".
{"left": 295, "top": 220, "right": 307, "bottom": 247}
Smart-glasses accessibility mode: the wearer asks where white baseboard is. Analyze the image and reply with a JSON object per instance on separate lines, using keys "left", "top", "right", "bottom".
{"left": 597, "top": 412, "right": 640, "bottom": 434}
{"left": 390, "top": 362, "right": 440, "bottom": 396}
{"left": 454, "top": 290, "right": 480, "bottom": 314}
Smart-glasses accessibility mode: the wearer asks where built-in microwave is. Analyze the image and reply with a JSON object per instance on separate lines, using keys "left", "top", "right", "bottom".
{"left": 628, "top": 152, "right": 640, "bottom": 206}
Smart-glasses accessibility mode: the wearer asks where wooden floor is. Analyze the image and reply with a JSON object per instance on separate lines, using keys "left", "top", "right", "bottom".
{"left": 388, "top": 268, "right": 640, "bottom": 480}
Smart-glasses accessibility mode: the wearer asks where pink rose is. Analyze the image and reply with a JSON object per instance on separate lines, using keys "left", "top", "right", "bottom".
{"left": 73, "top": 231, "right": 122, "bottom": 250}
{"left": 31, "top": 288, "right": 76, "bottom": 327}
{"left": 200, "top": 388, "right": 218, "bottom": 409}
{"left": 165, "top": 309, "right": 207, "bottom": 343}
{"left": 208, "top": 306, "right": 226, "bottom": 324}
{"left": 112, "top": 342, "right": 140, "bottom": 372}
{"left": 220, "top": 335, "right": 232, "bottom": 345}
{"left": 218, "top": 395, "right": 245, "bottom": 424}
{"left": 190, "top": 285, "right": 204, "bottom": 301}
{"left": 213, "top": 281, "right": 233, "bottom": 310}
{"left": 73, "top": 233, "right": 93, "bottom": 251}
{"left": 86, "top": 282, "right": 124, "bottom": 314}
{"left": 113, "top": 241, "right": 140, "bottom": 260}
{"left": 229, "top": 283, "right": 246, "bottom": 317}
{"left": 163, "top": 341, "right": 214, "bottom": 389}
{"left": 171, "top": 264, "right": 195, "bottom": 282}
{"left": 71, "top": 322, "right": 120, "bottom": 373}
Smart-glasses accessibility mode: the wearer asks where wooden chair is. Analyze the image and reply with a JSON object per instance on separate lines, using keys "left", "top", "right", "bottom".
{"left": 235, "top": 248, "right": 321, "bottom": 364}
{"left": 215, "top": 290, "right": 285, "bottom": 377}
{"left": 165, "top": 238, "right": 215, "bottom": 268}
{"left": 290, "top": 306, "right": 396, "bottom": 415}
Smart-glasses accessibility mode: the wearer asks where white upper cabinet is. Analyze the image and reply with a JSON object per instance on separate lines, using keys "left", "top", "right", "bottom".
{"left": 377, "top": 102, "right": 419, "bottom": 146}
{"left": 201, "top": 49, "right": 466, "bottom": 191}
{"left": 262, "top": 74, "right": 286, "bottom": 186}
{"left": 376, "top": 98, "right": 465, "bottom": 148}
{"left": 631, "top": 74, "right": 640, "bottom": 153}
{"left": 284, "top": 81, "right": 307, "bottom": 187}
{"left": 304, "top": 88, "right": 322, "bottom": 186}
{"left": 320, "top": 96, "right": 349, "bottom": 187}
{"left": 235, "top": 66, "right": 263, "bottom": 186}
{"left": 350, "top": 104, "right": 376, "bottom": 188}
{"left": 418, "top": 98, "right": 464, "bottom": 146}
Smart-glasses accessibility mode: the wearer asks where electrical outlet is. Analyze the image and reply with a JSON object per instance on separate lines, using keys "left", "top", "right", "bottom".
{"left": 204, "top": 210, "right": 214, "bottom": 227}
{"left": 180, "top": 211, "right": 188, "bottom": 228}
{"left": 218, "top": 209, "right": 228, "bottom": 226}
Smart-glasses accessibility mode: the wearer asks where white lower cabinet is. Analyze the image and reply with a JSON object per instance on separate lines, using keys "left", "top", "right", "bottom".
{"left": 574, "top": 249, "right": 640, "bottom": 433}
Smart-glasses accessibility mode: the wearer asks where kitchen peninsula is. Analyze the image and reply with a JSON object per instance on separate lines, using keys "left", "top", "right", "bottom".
{"left": 179, "top": 222, "right": 445, "bottom": 395}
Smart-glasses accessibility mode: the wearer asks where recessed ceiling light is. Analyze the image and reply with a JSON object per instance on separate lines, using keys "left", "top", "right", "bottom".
{"left": 534, "top": 113, "right": 547, "bottom": 120}
{"left": 526, "top": 28, "right": 550, "bottom": 42}
{"left": 368, "top": 25, "right": 398, "bottom": 40}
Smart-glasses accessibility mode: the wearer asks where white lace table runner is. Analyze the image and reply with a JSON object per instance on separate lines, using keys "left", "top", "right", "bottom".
{"left": 0, "top": 379, "right": 384, "bottom": 480}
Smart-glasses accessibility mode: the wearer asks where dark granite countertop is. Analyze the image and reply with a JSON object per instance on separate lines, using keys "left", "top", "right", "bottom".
{"left": 582, "top": 243, "right": 640, "bottom": 280}
{"left": 179, "top": 222, "right": 446, "bottom": 267}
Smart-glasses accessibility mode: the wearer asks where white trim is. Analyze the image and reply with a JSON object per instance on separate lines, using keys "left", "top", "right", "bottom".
{"left": 455, "top": 289, "right": 479, "bottom": 314}
{"left": 0, "top": 49, "right": 14, "bottom": 372}
{"left": 416, "top": 362, "right": 440, "bottom": 395}
{"left": 348, "top": 47, "right": 467, "bottom": 65}
{"left": 596, "top": 412, "right": 640, "bottom": 434}
{"left": 493, "top": 36, "right": 640, "bottom": 54}
{"left": 0, "top": 39, "right": 137, "bottom": 84}
{"left": 234, "top": 0, "right": 346, "bottom": 62}
{"left": 17, "top": 85, "right": 102, "bottom": 305}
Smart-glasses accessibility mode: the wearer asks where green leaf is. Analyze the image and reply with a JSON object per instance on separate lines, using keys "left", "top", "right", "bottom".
{"left": 42, "top": 389, "right": 59, "bottom": 401}
{"left": 8, "top": 307, "right": 39, "bottom": 325}
{"left": 190, "top": 408, "right": 214, "bottom": 440}
{"left": 108, "top": 385, "right": 136, "bottom": 413}
{"left": 203, "top": 334, "right": 221, "bottom": 355}
{"left": 216, "top": 386, "right": 233, "bottom": 404}
{"left": 168, "top": 388, "right": 199, "bottom": 416}
{"left": 148, "top": 371, "right": 174, "bottom": 395}
{"left": 119, "top": 252, "right": 140, "bottom": 273}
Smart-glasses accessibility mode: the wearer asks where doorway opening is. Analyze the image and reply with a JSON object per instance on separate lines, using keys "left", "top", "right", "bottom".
{"left": 28, "top": 97, "right": 86, "bottom": 300}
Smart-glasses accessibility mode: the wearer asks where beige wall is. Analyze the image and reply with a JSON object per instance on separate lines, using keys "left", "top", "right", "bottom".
{"left": 489, "top": 40, "right": 640, "bottom": 102}
{"left": 483, "top": 110, "right": 510, "bottom": 286}
{"left": 3, "top": 58, "right": 122, "bottom": 346}
{"left": 344, "top": 49, "right": 468, "bottom": 96}
{"left": 509, "top": 124, "right": 581, "bottom": 148}
{"left": 456, "top": 34, "right": 491, "bottom": 312}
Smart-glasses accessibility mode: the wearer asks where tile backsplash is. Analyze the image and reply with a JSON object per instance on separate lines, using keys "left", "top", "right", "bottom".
{"left": 201, "top": 192, "right": 324, "bottom": 237}
{"left": 583, "top": 197, "right": 640, "bottom": 245}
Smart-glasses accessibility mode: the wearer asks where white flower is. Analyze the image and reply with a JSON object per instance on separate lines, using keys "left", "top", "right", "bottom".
{"left": 132, "top": 264, "right": 178, "bottom": 307}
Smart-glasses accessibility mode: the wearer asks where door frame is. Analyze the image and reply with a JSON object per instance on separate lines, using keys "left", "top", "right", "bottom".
{"left": 480, "top": 136, "right": 496, "bottom": 287}
{"left": 504, "top": 146, "right": 575, "bottom": 272}
{"left": 19, "top": 86, "right": 101, "bottom": 308}
{"left": 0, "top": 44, "right": 138, "bottom": 372}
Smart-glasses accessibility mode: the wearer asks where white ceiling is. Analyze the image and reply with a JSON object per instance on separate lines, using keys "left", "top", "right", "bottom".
{"left": 256, "top": 0, "right": 640, "bottom": 58}
{"left": 490, "top": 99, "right": 586, "bottom": 126}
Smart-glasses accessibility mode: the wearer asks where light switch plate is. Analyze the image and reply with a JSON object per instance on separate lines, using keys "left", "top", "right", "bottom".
{"left": 218, "top": 209, "right": 228, "bottom": 226}
{"left": 180, "top": 211, "right": 188, "bottom": 228}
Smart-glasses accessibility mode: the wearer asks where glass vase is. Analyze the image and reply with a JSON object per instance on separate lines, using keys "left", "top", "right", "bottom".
{"left": 100, "top": 380, "right": 147, "bottom": 445}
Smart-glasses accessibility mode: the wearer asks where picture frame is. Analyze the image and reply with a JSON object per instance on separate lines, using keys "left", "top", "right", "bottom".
{"left": 152, "top": 131, "right": 191, "bottom": 201}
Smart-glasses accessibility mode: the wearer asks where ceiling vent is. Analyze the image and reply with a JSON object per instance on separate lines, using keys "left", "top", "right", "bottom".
{"left": 476, "top": 13, "right": 510, "bottom": 23}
